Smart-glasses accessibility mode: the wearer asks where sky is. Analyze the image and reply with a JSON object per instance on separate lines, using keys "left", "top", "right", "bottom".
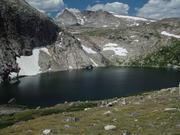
{"left": 26, "top": 0, "right": 180, "bottom": 19}
{"left": 63, "top": 0, "right": 148, "bottom": 16}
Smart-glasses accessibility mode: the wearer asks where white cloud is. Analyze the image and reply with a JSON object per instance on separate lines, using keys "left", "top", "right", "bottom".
{"left": 87, "top": 2, "right": 129, "bottom": 15}
{"left": 26, "top": 0, "right": 64, "bottom": 13}
{"left": 137, "top": 0, "right": 180, "bottom": 19}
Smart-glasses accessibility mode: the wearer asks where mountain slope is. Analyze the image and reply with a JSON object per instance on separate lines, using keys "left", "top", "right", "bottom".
{"left": 0, "top": 0, "right": 95, "bottom": 82}
{"left": 0, "top": 0, "right": 60, "bottom": 82}
{"left": 0, "top": 1, "right": 180, "bottom": 83}
{"left": 56, "top": 9, "right": 151, "bottom": 28}
{"left": 56, "top": 9, "right": 81, "bottom": 26}
{"left": 129, "top": 39, "right": 180, "bottom": 68}
{"left": 69, "top": 18, "right": 180, "bottom": 68}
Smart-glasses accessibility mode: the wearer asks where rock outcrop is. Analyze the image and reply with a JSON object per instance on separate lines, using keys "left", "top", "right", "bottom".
{"left": 0, "top": 0, "right": 59, "bottom": 82}
{"left": 37, "top": 31, "right": 93, "bottom": 73}
{"left": 56, "top": 9, "right": 150, "bottom": 28}
{"left": 56, "top": 9, "right": 82, "bottom": 26}
{"left": 67, "top": 17, "right": 180, "bottom": 68}
{"left": 0, "top": 0, "right": 94, "bottom": 80}
{"left": 0, "top": 0, "right": 180, "bottom": 83}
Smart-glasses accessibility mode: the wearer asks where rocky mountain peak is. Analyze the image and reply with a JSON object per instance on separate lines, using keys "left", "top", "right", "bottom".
{"left": 56, "top": 8, "right": 84, "bottom": 26}
{"left": 56, "top": 9, "right": 152, "bottom": 28}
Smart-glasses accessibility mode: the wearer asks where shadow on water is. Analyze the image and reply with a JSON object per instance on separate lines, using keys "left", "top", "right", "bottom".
{"left": 0, "top": 67, "right": 180, "bottom": 107}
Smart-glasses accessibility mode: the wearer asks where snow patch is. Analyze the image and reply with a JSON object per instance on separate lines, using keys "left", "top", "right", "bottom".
{"left": 103, "top": 43, "right": 128, "bottom": 56}
{"left": 104, "top": 43, "right": 118, "bottom": 47}
{"left": 129, "top": 22, "right": 140, "bottom": 27}
{"left": 76, "top": 16, "right": 85, "bottom": 25}
{"left": 17, "top": 47, "right": 50, "bottom": 76}
{"left": 113, "top": 14, "right": 148, "bottom": 21}
{"left": 71, "top": 11, "right": 84, "bottom": 25}
{"left": 40, "top": 48, "right": 51, "bottom": 56}
{"left": 69, "top": 66, "right": 73, "bottom": 69}
{"left": 161, "top": 31, "right": 180, "bottom": 39}
{"left": 9, "top": 72, "right": 18, "bottom": 79}
{"left": 90, "top": 58, "right": 98, "bottom": 67}
{"left": 82, "top": 45, "right": 97, "bottom": 54}
{"left": 59, "top": 32, "right": 62, "bottom": 36}
{"left": 134, "top": 39, "right": 139, "bottom": 42}
{"left": 56, "top": 42, "right": 62, "bottom": 48}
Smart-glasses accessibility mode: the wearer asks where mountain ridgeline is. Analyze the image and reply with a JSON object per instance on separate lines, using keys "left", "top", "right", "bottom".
{"left": 56, "top": 9, "right": 180, "bottom": 68}
{"left": 56, "top": 9, "right": 150, "bottom": 28}
{"left": 0, "top": 1, "right": 180, "bottom": 83}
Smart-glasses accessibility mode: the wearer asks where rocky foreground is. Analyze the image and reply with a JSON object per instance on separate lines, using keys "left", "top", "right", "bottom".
{"left": 0, "top": 87, "right": 179, "bottom": 135}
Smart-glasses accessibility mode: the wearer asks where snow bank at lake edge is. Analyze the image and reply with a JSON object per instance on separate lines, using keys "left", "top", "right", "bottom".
{"left": 17, "top": 47, "right": 50, "bottom": 76}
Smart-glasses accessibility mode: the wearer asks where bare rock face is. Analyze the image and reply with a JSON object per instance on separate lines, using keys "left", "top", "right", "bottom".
{"left": 0, "top": 1, "right": 94, "bottom": 80}
{"left": 56, "top": 9, "right": 80, "bottom": 26}
{"left": 0, "top": 0, "right": 59, "bottom": 82}
{"left": 81, "top": 10, "right": 127, "bottom": 28}
{"left": 50, "top": 32, "right": 91, "bottom": 70}
{"left": 56, "top": 9, "right": 150, "bottom": 28}
{"left": 1, "top": 0, "right": 180, "bottom": 83}
{"left": 38, "top": 31, "right": 92, "bottom": 72}
{"left": 69, "top": 17, "right": 180, "bottom": 68}
{"left": 43, "top": 14, "right": 180, "bottom": 73}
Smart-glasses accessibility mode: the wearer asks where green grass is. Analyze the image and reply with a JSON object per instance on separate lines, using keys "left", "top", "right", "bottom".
{"left": 0, "top": 88, "right": 179, "bottom": 135}
{"left": 130, "top": 39, "right": 180, "bottom": 68}
{"left": 0, "top": 102, "right": 97, "bottom": 129}
{"left": 81, "top": 28, "right": 127, "bottom": 41}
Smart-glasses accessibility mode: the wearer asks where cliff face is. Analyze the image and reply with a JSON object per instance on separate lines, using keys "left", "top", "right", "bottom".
{"left": 36, "top": 31, "right": 92, "bottom": 73}
{"left": 56, "top": 9, "right": 80, "bottom": 26}
{"left": 0, "top": 0, "right": 94, "bottom": 82}
{"left": 0, "top": 0, "right": 59, "bottom": 82}
{"left": 0, "top": 0, "right": 180, "bottom": 83}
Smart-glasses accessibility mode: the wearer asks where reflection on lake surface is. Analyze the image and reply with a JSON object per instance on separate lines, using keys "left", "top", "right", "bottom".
{"left": 0, "top": 67, "right": 180, "bottom": 107}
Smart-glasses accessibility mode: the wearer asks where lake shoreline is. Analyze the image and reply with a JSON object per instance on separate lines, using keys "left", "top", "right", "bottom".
{"left": 0, "top": 86, "right": 179, "bottom": 132}
{"left": 2, "top": 66, "right": 179, "bottom": 85}
{"left": 1, "top": 67, "right": 180, "bottom": 107}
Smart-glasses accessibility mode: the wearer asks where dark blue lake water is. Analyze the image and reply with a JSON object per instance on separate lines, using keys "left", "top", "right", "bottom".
{"left": 0, "top": 67, "right": 180, "bottom": 107}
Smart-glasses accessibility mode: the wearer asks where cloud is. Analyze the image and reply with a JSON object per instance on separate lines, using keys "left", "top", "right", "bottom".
{"left": 26, "top": 0, "right": 64, "bottom": 13}
{"left": 87, "top": 2, "right": 129, "bottom": 15}
{"left": 137, "top": 0, "right": 180, "bottom": 19}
